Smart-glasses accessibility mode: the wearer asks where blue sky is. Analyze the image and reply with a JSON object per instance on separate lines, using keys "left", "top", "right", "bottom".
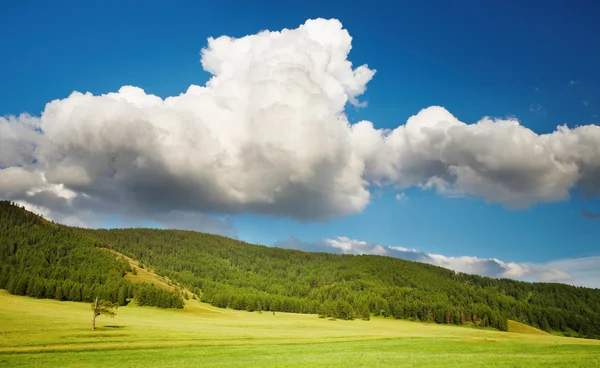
{"left": 1, "top": 0, "right": 599, "bottom": 286}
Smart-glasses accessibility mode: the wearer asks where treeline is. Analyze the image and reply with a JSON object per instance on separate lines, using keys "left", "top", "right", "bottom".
{"left": 84, "top": 228, "right": 600, "bottom": 338}
{"left": 0, "top": 271, "right": 132, "bottom": 305}
{"left": 0, "top": 201, "right": 183, "bottom": 309}
{"left": 136, "top": 283, "right": 184, "bottom": 308}
{"left": 199, "top": 281, "right": 505, "bottom": 328}
{"left": 0, "top": 270, "right": 183, "bottom": 309}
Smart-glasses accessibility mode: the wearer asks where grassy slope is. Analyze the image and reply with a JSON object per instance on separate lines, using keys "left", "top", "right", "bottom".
{"left": 105, "top": 249, "right": 175, "bottom": 291}
{"left": 508, "top": 320, "right": 550, "bottom": 335}
{"left": 0, "top": 291, "right": 599, "bottom": 367}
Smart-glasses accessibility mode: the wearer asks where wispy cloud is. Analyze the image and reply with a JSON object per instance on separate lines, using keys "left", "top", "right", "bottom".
{"left": 274, "top": 236, "right": 600, "bottom": 288}
{"left": 581, "top": 210, "right": 600, "bottom": 220}
{"left": 395, "top": 193, "right": 407, "bottom": 201}
{"left": 569, "top": 80, "right": 580, "bottom": 86}
{"left": 529, "top": 103, "right": 543, "bottom": 112}
{"left": 583, "top": 100, "right": 589, "bottom": 106}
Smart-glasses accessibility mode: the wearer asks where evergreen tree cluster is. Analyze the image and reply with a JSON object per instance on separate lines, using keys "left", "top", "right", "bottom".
{"left": 0, "top": 201, "right": 183, "bottom": 309}
{"left": 135, "top": 283, "right": 184, "bottom": 308}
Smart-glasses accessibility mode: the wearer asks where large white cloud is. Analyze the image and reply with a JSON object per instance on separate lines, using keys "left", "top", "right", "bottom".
{"left": 1, "top": 19, "right": 375, "bottom": 222}
{"left": 352, "top": 109, "right": 598, "bottom": 208}
{"left": 274, "top": 236, "right": 600, "bottom": 288}
{"left": 1, "top": 18, "right": 600, "bottom": 223}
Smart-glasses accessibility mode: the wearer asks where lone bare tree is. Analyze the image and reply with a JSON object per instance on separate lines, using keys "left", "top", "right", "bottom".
{"left": 91, "top": 297, "right": 118, "bottom": 330}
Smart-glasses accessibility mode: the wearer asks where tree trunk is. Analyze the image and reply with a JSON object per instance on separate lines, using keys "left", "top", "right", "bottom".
{"left": 92, "top": 297, "right": 98, "bottom": 330}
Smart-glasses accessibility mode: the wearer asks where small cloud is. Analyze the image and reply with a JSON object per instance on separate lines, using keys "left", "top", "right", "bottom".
{"left": 569, "top": 80, "right": 580, "bottom": 86}
{"left": 395, "top": 192, "right": 407, "bottom": 201}
{"left": 583, "top": 100, "right": 589, "bottom": 106}
{"left": 529, "top": 103, "right": 543, "bottom": 112}
{"left": 581, "top": 210, "right": 600, "bottom": 220}
{"left": 534, "top": 86, "right": 540, "bottom": 92}
{"left": 324, "top": 236, "right": 387, "bottom": 255}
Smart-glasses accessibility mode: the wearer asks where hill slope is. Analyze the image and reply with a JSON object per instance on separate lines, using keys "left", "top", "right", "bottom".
{"left": 508, "top": 320, "right": 550, "bottom": 335}
{"left": 1, "top": 201, "right": 599, "bottom": 339}
{"left": 0, "top": 201, "right": 184, "bottom": 309}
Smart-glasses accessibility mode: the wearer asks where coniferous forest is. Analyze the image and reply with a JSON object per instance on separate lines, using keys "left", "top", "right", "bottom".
{"left": 1, "top": 201, "right": 599, "bottom": 339}
{"left": 0, "top": 201, "right": 183, "bottom": 309}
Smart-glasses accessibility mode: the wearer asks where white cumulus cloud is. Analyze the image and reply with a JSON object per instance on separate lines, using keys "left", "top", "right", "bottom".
{"left": 325, "top": 236, "right": 387, "bottom": 255}
{"left": 1, "top": 18, "right": 600, "bottom": 224}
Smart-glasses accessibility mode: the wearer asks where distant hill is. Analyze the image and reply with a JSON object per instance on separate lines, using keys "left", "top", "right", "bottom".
{"left": 1, "top": 201, "right": 599, "bottom": 339}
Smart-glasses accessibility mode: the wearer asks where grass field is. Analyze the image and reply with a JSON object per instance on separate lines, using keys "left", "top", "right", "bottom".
{"left": 1, "top": 290, "right": 599, "bottom": 367}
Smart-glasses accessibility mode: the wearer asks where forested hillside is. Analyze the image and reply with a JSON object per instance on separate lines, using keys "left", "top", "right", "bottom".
{"left": 85, "top": 228, "right": 600, "bottom": 339}
{"left": 1, "top": 201, "right": 599, "bottom": 339}
{"left": 0, "top": 201, "right": 183, "bottom": 309}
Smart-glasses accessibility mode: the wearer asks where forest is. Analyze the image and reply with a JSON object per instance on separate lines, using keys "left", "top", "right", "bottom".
{"left": 1, "top": 201, "right": 599, "bottom": 338}
{"left": 0, "top": 201, "right": 183, "bottom": 309}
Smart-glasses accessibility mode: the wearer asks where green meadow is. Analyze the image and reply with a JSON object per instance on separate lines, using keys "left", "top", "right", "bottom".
{"left": 1, "top": 291, "right": 599, "bottom": 367}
